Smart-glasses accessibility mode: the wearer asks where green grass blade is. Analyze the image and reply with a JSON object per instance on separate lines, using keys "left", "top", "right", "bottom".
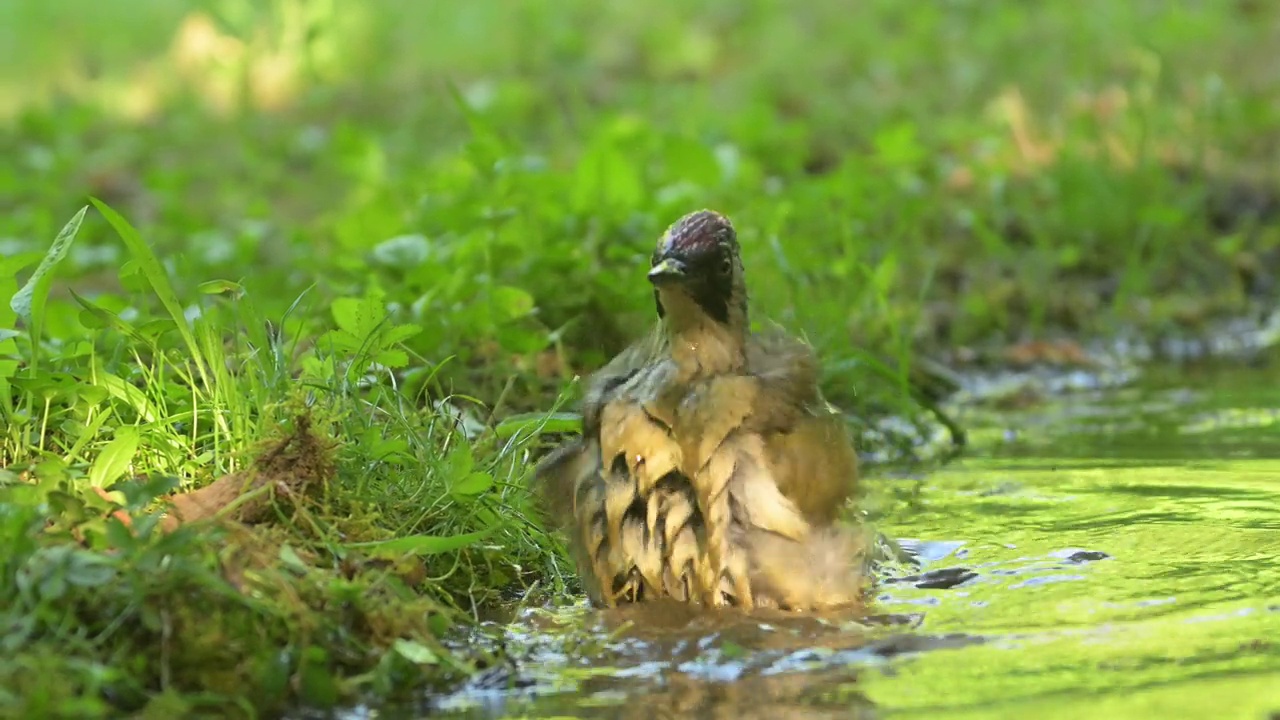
{"left": 97, "top": 370, "right": 157, "bottom": 423}
{"left": 347, "top": 527, "right": 497, "bottom": 558}
{"left": 89, "top": 197, "right": 212, "bottom": 391}
{"left": 493, "top": 411, "right": 582, "bottom": 440}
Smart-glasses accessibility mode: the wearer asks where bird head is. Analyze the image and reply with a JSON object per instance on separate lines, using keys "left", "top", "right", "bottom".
{"left": 647, "top": 209, "right": 748, "bottom": 333}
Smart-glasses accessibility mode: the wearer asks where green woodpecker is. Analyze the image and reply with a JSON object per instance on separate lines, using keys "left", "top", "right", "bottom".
{"left": 534, "top": 210, "right": 866, "bottom": 611}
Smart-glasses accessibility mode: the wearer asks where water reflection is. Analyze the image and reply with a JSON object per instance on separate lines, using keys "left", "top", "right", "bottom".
{"left": 432, "top": 601, "right": 982, "bottom": 719}
{"left": 423, "top": 362, "right": 1280, "bottom": 719}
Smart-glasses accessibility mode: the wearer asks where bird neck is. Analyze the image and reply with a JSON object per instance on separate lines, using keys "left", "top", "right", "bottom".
{"left": 657, "top": 289, "right": 748, "bottom": 378}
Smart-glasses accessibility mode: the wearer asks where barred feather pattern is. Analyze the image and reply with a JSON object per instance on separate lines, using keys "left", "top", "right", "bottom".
{"left": 532, "top": 323, "right": 866, "bottom": 611}
{"left": 575, "top": 363, "right": 829, "bottom": 608}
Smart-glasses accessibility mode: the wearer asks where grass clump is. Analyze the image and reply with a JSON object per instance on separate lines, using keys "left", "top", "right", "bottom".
{"left": 1, "top": 202, "right": 567, "bottom": 716}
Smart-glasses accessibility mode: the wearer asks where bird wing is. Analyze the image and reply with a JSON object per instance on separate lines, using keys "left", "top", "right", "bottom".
{"left": 744, "top": 324, "right": 824, "bottom": 413}
{"left": 742, "top": 324, "right": 860, "bottom": 524}
{"left": 531, "top": 437, "right": 595, "bottom": 532}
{"left": 760, "top": 410, "right": 859, "bottom": 525}
{"left": 532, "top": 323, "right": 666, "bottom": 527}
{"left": 578, "top": 324, "right": 668, "bottom": 436}
{"left": 531, "top": 322, "right": 680, "bottom": 605}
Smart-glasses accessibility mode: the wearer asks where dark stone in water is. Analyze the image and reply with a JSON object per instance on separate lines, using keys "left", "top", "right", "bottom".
{"left": 865, "top": 631, "right": 985, "bottom": 658}
{"left": 915, "top": 567, "right": 979, "bottom": 589}
{"left": 1065, "top": 550, "right": 1110, "bottom": 564}
{"left": 886, "top": 567, "right": 979, "bottom": 590}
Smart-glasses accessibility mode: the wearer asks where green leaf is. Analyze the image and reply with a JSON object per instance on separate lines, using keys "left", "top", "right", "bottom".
{"left": 65, "top": 551, "right": 117, "bottom": 588}
{"left": 572, "top": 137, "right": 643, "bottom": 212}
{"left": 315, "top": 328, "right": 362, "bottom": 354}
{"left": 98, "top": 371, "right": 156, "bottom": 423}
{"left": 331, "top": 298, "right": 361, "bottom": 335}
{"left": 663, "top": 135, "right": 724, "bottom": 187}
{"left": 371, "top": 234, "right": 431, "bottom": 267}
{"left": 444, "top": 79, "right": 510, "bottom": 169}
{"left": 9, "top": 205, "right": 87, "bottom": 326}
{"left": 88, "top": 426, "right": 141, "bottom": 488}
{"left": 46, "top": 490, "right": 90, "bottom": 524}
{"left": 873, "top": 121, "right": 924, "bottom": 168}
{"left": 871, "top": 254, "right": 898, "bottom": 295}
{"left": 451, "top": 471, "right": 493, "bottom": 497}
{"left": 36, "top": 567, "right": 69, "bottom": 601}
{"left": 9, "top": 372, "right": 78, "bottom": 402}
{"left": 279, "top": 544, "right": 311, "bottom": 574}
{"left": 381, "top": 323, "right": 423, "bottom": 345}
{"left": 108, "top": 474, "right": 181, "bottom": 511}
{"left": 9, "top": 206, "right": 87, "bottom": 373}
{"left": 69, "top": 290, "right": 137, "bottom": 336}
{"left": 197, "top": 279, "right": 245, "bottom": 296}
{"left": 0, "top": 254, "right": 42, "bottom": 373}
{"left": 0, "top": 252, "right": 45, "bottom": 280}
{"left": 347, "top": 527, "right": 496, "bottom": 557}
{"left": 392, "top": 639, "right": 440, "bottom": 665}
{"left": 104, "top": 515, "right": 138, "bottom": 551}
{"left": 332, "top": 295, "right": 386, "bottom": 336}
{"left": 297, "top": 646, "right": 339, "bottom": 707}
{"left": 117, "top": 260, "right": 149, "bottom": 293}
{"left": 443, "top": 443, "right": 473, "bottom": 479}
{"left": 374, "top": 348, "right": 409, "bottom": 368}
{"left": 427, "top": 613, "right": 452, "bottom": 636}
{"left": 491, "top": 286, "right": 534, "bottom": 321}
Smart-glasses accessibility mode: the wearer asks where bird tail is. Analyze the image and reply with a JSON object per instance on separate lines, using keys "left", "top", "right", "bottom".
{"left": 531, "top": 439, "right": 595, "bottom": 531}
{"left": 742, "top": 523, "right": 871, "bottom": 611}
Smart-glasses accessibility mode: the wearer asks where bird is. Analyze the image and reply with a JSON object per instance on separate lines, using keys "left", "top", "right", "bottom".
{"left": 533, "top": 209, "right": 866, "bottom": 611}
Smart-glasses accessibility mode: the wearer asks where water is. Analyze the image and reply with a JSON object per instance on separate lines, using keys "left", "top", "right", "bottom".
{"left": 428, "top": 360, "right": 1280, "bottom": 719}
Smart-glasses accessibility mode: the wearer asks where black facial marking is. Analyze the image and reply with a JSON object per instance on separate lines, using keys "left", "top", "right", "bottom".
{"left": 689, "top": 271, "right": 732, "bottom": 324}
{"left": 651, "top": 244, "right": 736, "bottom": 325}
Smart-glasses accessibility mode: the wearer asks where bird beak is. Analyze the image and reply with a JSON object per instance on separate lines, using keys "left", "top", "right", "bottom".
{"left": 647, "top": 257, "right": 688, "bottom": 285}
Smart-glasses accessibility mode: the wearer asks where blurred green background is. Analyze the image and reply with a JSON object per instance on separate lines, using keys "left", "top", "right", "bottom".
{"left": 5, "top": 0, "right": 1278, "bottom": 402}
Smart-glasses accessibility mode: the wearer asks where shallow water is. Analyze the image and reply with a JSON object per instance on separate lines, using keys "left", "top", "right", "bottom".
{"left": 429, "top": 360, "right": 1280, "bottom": 720}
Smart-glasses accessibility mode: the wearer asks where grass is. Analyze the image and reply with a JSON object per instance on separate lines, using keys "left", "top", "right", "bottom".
{"left": 2, "top": 0, "right": 1279, "bottom": 716}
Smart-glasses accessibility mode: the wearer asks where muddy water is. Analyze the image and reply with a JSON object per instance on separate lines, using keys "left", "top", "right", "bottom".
{"left": 431, "top": 360, "right": 1280, "bottom": 719}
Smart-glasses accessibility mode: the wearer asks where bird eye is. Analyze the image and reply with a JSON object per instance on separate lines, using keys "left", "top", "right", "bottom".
{"left": 718, "top": 255, "right": 733, "bottom": 276}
